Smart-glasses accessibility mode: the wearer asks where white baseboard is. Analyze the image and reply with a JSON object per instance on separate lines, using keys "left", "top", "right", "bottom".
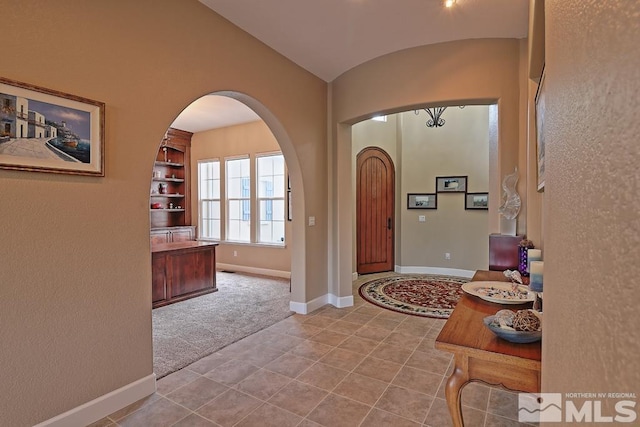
{"left": 395, "top": 265, "right": 475, "bottom": 278}
{"left": 290, "top": 293, "right": 354, "bottom": 314}
{"left": 217, "top": 263, "right": 291, "bottom": 279}
{"left": 329, "top": 294, "right": 354, "bottom": 308}
{"left": 34, "top": 373, "right": 156, "bottom": 427}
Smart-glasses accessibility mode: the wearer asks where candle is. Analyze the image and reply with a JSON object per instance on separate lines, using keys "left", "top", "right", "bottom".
{"left": 530, "top": 261, "right": 544, "bottom": 292}
{"left": 527, "top": 249, "right": 542, "bottom": 273}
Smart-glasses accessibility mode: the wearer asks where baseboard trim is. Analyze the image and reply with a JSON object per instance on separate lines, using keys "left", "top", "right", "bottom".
{"left": 290, "top": 293, "right": 354, "bottom": 314}
{"left": 330, "top": 294, "right": 354, "bottom": 308}
{"left": 217, "top": 263, "right": 291, "bottom": 279}
{"left": 395, "top": 266, "right": 475, "bottom": 278}
{"left": 34, "top": 373, "right": 156, "bottom": 427}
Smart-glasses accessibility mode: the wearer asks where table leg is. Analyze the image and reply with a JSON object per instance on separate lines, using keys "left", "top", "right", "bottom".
{"left": 444, "top": 354, "right": 469, "bottom": 427}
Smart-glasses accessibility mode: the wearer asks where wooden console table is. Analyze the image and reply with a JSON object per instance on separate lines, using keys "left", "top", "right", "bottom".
{"left": 435, "top": 270, "right": 541, "bottom": 427}
{"left": 151, "top": 241, "right": 218, "bottom": 308}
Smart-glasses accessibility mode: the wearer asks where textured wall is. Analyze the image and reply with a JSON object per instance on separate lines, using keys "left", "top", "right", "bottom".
{"left": 543, "top": 0, "right": 640, "bottom": 415}
{"left": 0, "top": 1, "right": 326, "bottom": 425}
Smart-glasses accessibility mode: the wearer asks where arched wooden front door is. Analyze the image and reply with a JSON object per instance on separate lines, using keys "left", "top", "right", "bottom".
{"left": 356, "top": 147, "right": 395, "bottom": 274}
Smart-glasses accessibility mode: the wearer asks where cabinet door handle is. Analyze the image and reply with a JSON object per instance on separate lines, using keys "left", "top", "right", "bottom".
{"left": 387, "top": 218, "right": 392, "bottom": 230}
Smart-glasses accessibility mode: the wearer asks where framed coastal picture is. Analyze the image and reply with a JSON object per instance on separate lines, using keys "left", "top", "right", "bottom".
{"left": 0, "top": 77, "right": 105, "bottom": 176}
{"left": 465, "top": 192, "right": 489, "bottom": 210}
{"left": 436, "top": 175, "right": 467, "bottom": 193}
{"left": 535, "top": 68, "right": 546, "bottom": 191}
{"left": 407, "top": 193, "right": 437, "bottom": 209}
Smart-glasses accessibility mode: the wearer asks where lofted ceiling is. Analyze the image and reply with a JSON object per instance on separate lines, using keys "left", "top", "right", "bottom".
{"left": 172, "top": 0, "right": 529, "bottom": 133}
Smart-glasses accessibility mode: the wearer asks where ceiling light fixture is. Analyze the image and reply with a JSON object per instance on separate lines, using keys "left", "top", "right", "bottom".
{"left": 414, "top": 106, "right": 465, "bottom": 128}
{"left": 444, "top": 0, "right": 456, "bottom": 8}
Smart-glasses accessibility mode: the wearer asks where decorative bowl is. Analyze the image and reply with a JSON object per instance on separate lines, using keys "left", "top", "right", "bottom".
{"left": 483, "top": 315, "right": 542, "bottom": 343}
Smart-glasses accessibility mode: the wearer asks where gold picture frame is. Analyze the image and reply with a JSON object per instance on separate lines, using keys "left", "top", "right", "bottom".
{"left": 0, "top": 77, "right": 105, "bottom": 176}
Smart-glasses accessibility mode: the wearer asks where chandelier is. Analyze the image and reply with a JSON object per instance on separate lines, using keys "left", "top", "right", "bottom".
{"left": 414, "top": 106, "right": 465, "bottom": 128}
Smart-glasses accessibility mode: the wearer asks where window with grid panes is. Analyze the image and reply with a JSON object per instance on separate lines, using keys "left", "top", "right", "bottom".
{"left": 226, "top": 157, "right": 251, "bottom": 242}
{"left": 197, "top": 159, "right": 220, "bottom": 240}
{"left": 257, "top": 154, "right": 285, "bottom": 244}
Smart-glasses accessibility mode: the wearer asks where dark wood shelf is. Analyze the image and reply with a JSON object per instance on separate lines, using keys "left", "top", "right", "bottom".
{"left": 152, "top": 177, "right": 185, "bottom": 183}
{"left": 154, "top": 161, "right": 184, "bottom": 168}
{"left": 150, "top": 194, "right": 184, "bottom": 198}
{"left": 150, "top": 208, "right": 185, "bottom": 212}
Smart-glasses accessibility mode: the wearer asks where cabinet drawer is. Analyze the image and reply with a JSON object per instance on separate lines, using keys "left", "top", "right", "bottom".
{"left": 171, "top": 228, "right": 194, "bottom": 242}
{"left": 150, "top": 231, "right": 170, "bottom": 245}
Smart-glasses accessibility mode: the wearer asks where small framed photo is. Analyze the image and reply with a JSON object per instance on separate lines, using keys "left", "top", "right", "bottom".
{"left": 407, "top": 193, "right": 437, "bottom": 209}
{"left": 465, "top": 192, "right": 489, "bottom": 210}
{"left": 0, "top": 77, "right": 105, "bottom": 176}
{"left": 436, "top": 176, "right": 467, "bottom": 193}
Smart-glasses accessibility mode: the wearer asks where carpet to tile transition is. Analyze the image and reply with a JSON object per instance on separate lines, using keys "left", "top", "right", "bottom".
{"left": 153, "top": 272, "right": 293, "bottom": 379}
{"left": 358, "top": 274, "right": 470, "bottom": 318}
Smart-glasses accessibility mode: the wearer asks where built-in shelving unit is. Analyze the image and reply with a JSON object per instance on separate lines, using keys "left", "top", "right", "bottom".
{"left": 150, "top": 128, "right": 193, "bottom": 231}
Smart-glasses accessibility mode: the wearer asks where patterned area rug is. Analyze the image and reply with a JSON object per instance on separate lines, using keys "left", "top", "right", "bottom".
{"left": 358, "top": 274, "right": 470, "bottom": 318}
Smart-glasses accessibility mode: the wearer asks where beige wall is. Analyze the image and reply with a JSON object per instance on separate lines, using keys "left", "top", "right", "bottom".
{"left": 400, "top": 107, "right": 489, "bottom": 271}
{"left": 331, "top": 39, "right": 524, "bottom": 296}
{"left": 0, "top": 1, "right": 326, "bottom": 425}
{"left": 352, "top": 107, "right": 490, "bottom": 272}
{"left": 543, "top": 0, "right": 640, "bottom": 415}
{"left": 190, "top": 120, "right": 292, "bottom": 273}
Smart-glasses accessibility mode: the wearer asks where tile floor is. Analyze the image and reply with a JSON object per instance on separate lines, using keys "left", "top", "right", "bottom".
{"left": 92, "top": 274, "right": 537, "bottom": 427}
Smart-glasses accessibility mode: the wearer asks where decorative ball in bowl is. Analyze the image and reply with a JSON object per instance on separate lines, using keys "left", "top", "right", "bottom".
{"left": 483, "top": 310, "right": 542, "bottom": 344}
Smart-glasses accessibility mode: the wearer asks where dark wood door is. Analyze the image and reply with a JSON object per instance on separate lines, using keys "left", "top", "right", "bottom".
{"left": 356, "top": 147, "right": 395, "bottom": 274}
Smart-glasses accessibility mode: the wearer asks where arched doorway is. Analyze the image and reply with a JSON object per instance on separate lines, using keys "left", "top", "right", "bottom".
{"left": 150, "top": 92, "right": 307, "bottom": 377}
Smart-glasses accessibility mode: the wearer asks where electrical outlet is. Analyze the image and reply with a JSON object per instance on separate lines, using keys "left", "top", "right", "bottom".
{"left": 233, "top": 250, "right": 238, "bottom": 257}
{"left": 445, "top": 252, "right": 451, "bottom": 260}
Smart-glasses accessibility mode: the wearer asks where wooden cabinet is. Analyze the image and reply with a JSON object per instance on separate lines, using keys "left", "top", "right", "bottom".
{"left": 489, "top": 234, "right": 524, "bottom": 271}
{"left": 150, "top": 128, "right": 192, "bottom": 229}
{"left": 150, "top": 226, "right": 196, "bottom": 245}
{"left": 151, "top": 241, "right": 218, "bottom": 308}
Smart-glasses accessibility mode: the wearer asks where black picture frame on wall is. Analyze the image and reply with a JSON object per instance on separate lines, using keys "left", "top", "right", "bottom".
{"left": 436, "top": 176, "right": 467, "bottom": 193}
{"left": 407, "top": 193, "right": 437, "bottom": 209}
{"left": 465, "top": 192, "right": 489, "bottom": 210}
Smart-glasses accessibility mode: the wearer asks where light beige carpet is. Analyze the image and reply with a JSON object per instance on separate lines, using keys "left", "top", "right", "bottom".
{"left": 153, "top": 272, "right": 293, "bottom": 378}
